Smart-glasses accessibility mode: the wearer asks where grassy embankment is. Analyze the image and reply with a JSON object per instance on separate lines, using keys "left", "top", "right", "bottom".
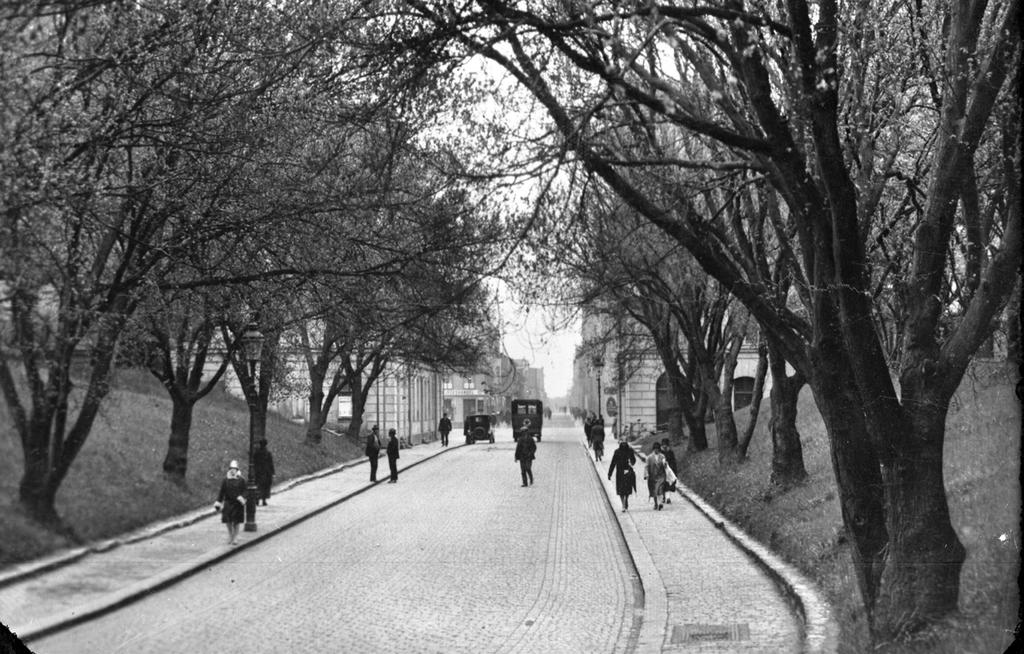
{"left": 0, "top": 368, "right": 363, "bottom": 568}
{"left": 656, "top": 361, "right": 1019, "bottom": 654}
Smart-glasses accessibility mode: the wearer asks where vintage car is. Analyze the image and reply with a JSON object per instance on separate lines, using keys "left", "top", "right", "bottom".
{"left": 511, "top": 399, "right": 543, "bottom": 442}
{"left": 463, "top": 414, "right": 495, "bottom": 444}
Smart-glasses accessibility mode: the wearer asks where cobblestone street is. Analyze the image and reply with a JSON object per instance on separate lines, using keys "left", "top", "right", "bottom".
{"left": 29, "top": 426, "right": 642, "bottom": 654}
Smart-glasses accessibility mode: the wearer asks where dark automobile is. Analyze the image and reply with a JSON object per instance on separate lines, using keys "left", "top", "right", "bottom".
{"left": 463, "top": 414, "right": 495, "bottom": 444}
{"left": 511, "top": 399, "right": 543, "bottom": 442}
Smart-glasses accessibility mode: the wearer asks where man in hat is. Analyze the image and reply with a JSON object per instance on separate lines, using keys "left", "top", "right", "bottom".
{"left": 386, "top": 428, "right": 400, "bottom": 483}
{"left": 253, "top": 438, "right": 275, "bottom": 505}
{"left": 514, "top": 430, "right": 537, "bottom": 487}
{"left": 365, "top": 425, "right": 382, "bottom": 481}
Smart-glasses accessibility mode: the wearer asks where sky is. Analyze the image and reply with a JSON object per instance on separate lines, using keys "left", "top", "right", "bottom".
{"left": 501, "top": 302, "right": 580, "bottom": 399}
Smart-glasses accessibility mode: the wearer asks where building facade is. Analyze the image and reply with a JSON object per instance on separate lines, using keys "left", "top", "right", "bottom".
{"left": 572, "top": 312, "right": 772, "bottom": 439}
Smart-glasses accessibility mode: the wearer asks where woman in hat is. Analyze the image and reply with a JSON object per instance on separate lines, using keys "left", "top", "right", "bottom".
{"left": 607, "top": 437, "right": 637, "bottom": 511}
{"left": 214, "top": 460, "right": 247, "bottom": 545}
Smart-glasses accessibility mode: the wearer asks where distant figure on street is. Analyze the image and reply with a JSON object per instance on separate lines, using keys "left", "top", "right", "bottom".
{"left": 438, "top": 413, "right": 452, "bottom": 447}
{"left": 365, "top": 425, "right": 382, "bottom": 482}
{"left": 645, "top": 442, "right": 668, "bottom": 510}
{"left": 514, "top": 430, "right": 536, "bottom": 487}
{"left": 386, "top": 428, "right": 400, "bottom": 483}
{"left": 661, "top": 438, "right": 678, "bottom": 504}
{"left": 608, "top": 438, "right": 637, "bottom": 512}
{"left": 253, "top": 438, "right": 275, "bottom": 506}
{"left": 214, "top": 460, "right": 247, "bottom": 545}
{"left": 591, "top": 416, "right": 606, "bottom": 462}
{"left": 584, "top": 413, "right": 595, "bottom": 449}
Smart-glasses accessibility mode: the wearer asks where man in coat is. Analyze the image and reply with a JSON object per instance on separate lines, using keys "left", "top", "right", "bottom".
{"left": 386, "top": 428, "right": 400, "bottom": 483}
{"left": 365, "top": 425, "right": 382, "bottom": 482}
{"left": 514, "top": 430, "right": 537, "bottom": 487}
{"left": 253, "top": 438, "right": 275, "bottom": 505}
{"left": 438, "top": 413, "right": 452, "bottom": 447}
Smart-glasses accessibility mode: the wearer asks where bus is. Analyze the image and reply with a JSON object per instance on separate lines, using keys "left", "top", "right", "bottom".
{"left": 511, "top": 399, "right": 543, "bottom": 442}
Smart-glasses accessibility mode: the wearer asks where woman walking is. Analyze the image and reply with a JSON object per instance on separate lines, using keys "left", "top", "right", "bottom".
{"left": 214, "top": 460, "right": 247, "bottom": 545}
{"left": 644, "top": 442, "right": 668, "bottom": 510}
{"left": 607, "top": 438, "right": 637, "bottom": 511}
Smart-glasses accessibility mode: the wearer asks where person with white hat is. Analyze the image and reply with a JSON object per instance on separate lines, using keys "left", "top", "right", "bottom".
{"left": 214, "top": 460, "right": 247, "bottom": 545}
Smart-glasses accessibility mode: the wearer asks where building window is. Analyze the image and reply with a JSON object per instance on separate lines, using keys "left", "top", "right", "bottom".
{"left": 442, "top": 376, "right": 453, "bottom": 390}
{"left": 463, "top": 378, "right": 475, "bottom": 390}
{"left": 733, "top": 377, "right": 755, "bottom": 410}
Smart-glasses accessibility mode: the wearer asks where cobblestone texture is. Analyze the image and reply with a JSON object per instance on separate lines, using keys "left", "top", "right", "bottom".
{"left": 588, "top": 440, "right": 804, "bottom": 653}
{"left": 29, "top": 427, "right": 640, "bottom": 654}
{"left": 20, "top": 420, "right": 818, "bottom": 654}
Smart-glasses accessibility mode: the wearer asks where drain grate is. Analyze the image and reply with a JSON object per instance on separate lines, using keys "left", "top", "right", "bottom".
{"left": 671, "top": 623, "right": 751, "bottom": 643}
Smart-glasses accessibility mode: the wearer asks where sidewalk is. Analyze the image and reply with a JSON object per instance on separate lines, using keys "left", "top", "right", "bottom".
{"left": 0, "top": 442, "right": 456, "bottom": 644}
{"left": 587, "top": 442, "right": 839, "bottom": 653}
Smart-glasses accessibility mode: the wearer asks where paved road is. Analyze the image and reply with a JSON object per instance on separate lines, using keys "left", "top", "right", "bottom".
{"left": 29, "top": 425, "right": 643, "bottom": 654}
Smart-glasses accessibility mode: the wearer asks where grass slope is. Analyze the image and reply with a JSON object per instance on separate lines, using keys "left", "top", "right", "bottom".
{"left": 0, "top": 368, "right": 363, "bottom": 567}
{"left": 661, "top": 361, "right": 1020, "bottom": 654}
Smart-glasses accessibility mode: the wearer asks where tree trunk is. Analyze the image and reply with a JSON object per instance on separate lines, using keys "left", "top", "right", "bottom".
{"left": 347, "top": 401, "right": 365, "bottom": 440}
{"left": 872, "top": 387, "right": 966, "bottom": 637}
{"left": 1005, "top": 278, "right": 1021, "bottom": 366}
{"left": 712, "top": 387, "right": 739, "bottom": 463}
{"left": 768, "top": 374, "right": 807, "bottom": 488}
{"left": 346, "top": 370, "right": 366, "bottom": 440}
{"left": 19, "top": 422, "right": 62, "bottom": 527}
{"left": 306, "top": 386, "right": 325, "bottom": 444}
{"left": 737, "top": 338, "right": 768, "bottom": 460}
{"left": 808, "top": 353, "right": 888, "bottom": 627}
{"left": 766, "top": 339, "right": 807, "bottom": 488}
{"left": 162, "top": 398, "right": 195, "bottom": 479}
{"left": 684, "top": 411, "right": 708, "bottom": 452}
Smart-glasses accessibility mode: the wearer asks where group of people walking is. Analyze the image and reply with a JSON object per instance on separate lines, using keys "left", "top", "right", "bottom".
{"left": 607, "top": 436, "right": 678, "bottom": 512}
{"left": 214, "top": 420, "right": 678, "bottom": 546}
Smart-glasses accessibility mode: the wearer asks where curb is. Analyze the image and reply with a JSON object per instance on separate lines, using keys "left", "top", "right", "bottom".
{"left": 673, "top": 481, "right": 840, "bottom": 654}
{"left": 14, "top": 445, "right": 462, "bottom": 643}
{"left": 0, "top": 459, "right": 366, "bottom": 591}
{"left": 633, "top": 448, "right": 840, "bottom": 654}
{"left": 583, "top": 440, "right": 666, "bottom": 654}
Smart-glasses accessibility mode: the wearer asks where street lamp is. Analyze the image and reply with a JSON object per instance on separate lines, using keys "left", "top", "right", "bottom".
{"left": 239, "top": 323, "right": 265, "bottom": 533}
{"left": 593, "top": 355, "right": 605, "bottom": 420}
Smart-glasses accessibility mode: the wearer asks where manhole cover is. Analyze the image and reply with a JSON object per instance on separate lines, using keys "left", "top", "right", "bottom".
{"left": 671, "top": 623, "right": 751, "bottom": 643}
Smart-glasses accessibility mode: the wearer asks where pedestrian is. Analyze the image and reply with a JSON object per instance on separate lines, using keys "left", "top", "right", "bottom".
{"left": 386, "top": 427, "right": 400, "bottom": 483}
{"left": 214, "top": 460, "right": 247, "bottom": 545}
{"left": 591, "top": 415, "right": 606, "bottom": 461}
{"left": 644, "top": 442, "right": 668, "bottom": 510}
{"left": 607, "top": 438, "right": 637, "bottom": 511}
{"left": 438, "top": 413, "right": 452, "bottom": 447}
{"left": 584, "top": 413, "right": 595, "bottom": 449}
{"left": 365, "top": 425, "right": 382, "bottom": 482}
{"left": 253, "top": 438, "right": 275, "bottom": 506}
{"left": 661, "top": 438, "right": 678, "bottom": 504}
{"left": 514, "top": 430, "right": 536, "bottom": 487}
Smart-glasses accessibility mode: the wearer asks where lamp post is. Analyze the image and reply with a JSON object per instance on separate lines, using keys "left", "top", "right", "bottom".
{"left": 239, "top": 323, "right": 265, "bottom": 533}
{"left": 481, "top": 380, "right": 490, "bottom": 414}
{"left": 593, "top": 355, "right": 605, "bottom": 420}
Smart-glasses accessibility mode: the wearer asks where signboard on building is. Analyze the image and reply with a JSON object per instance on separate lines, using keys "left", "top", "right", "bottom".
{"left": 606, "top": 397, "right": 618, "bottom": 417}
